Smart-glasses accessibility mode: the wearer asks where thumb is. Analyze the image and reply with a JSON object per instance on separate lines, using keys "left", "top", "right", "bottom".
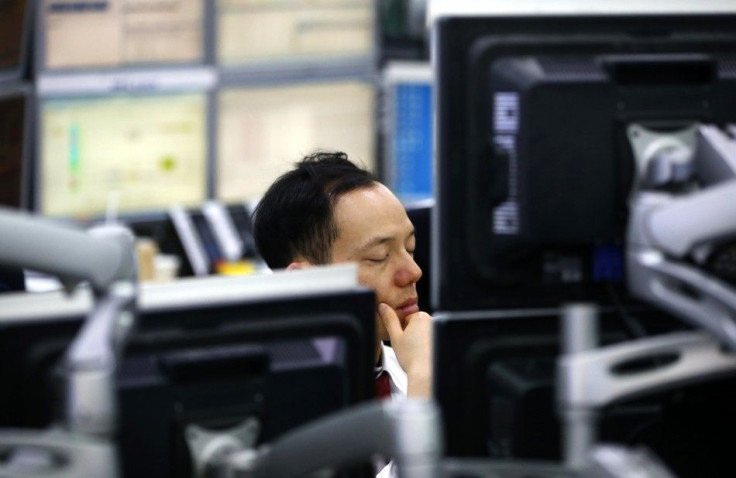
{"left": 378, "top": 303, "right": 403, "bottom": 340}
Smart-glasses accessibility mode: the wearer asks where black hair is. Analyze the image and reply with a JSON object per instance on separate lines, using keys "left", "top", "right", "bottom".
{"left": 252, "top": 151, "right": 378, "bottom": 269}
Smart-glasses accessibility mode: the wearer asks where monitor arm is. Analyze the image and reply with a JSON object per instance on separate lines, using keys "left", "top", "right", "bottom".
{"left": 554, "top": 124, "right": 736, "bottom": 475}
{"left": 0, "top": 208, "right": 136, "bottom": 294}
{"left": 208, "top": 400, "right": 443, "bottom": 478}
{"left": 0, "top": 208, "right": 138, "bottom": 476}
{"left": 557, "top": 304, "right": 736, "bottom": 474}
{"left": 627, "top": 123, "right": 736, "bottom": 350}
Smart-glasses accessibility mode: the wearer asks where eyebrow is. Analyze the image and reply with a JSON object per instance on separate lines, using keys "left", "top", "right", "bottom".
{"left": 355, "top": 230, "right": 415, "bottom": 252}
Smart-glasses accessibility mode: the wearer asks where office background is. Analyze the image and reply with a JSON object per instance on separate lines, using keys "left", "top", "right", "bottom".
{"left": 0, "top": 0, "right": 434, "bottom": 223}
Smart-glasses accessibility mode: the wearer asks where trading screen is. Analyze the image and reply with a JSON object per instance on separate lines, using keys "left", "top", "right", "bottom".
{"left": 217, "top": 0, "right": 374, "bottom": 66}
{"left": 42, "top": 0, "right": 202, "bottom": 70}
{"left": 389, "top": 79, "right": 432, "bottom": 201}
{"left": 40, "top": 92, "right": 207, "bottom": 218}
{"left": 217, "top": 80, "right": 375, "bottom": 202}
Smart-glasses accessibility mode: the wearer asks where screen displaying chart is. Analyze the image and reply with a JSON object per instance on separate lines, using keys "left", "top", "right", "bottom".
{"left": 39, "top": 92, "right": 207, "bottom": 218}
{"left": 42, "top": 0, "right": 202, "bottom": 70}
{"left": 217, "top": 0, "right": 374, "bottom": 66}
{"left": 217, "top": 80, "right": 375, "bottom": 202}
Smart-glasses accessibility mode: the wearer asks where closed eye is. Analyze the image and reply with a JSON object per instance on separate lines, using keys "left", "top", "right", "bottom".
{"left": 365, "top": 255, "right": 388, "bottom": 264}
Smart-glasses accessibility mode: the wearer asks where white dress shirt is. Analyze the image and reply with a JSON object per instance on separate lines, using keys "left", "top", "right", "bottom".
{"left": 376, "top": 344, "right": 408, "bottom": 478}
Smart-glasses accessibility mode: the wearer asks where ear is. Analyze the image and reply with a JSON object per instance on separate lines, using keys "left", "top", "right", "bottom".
{"left": 286, "top": 261, "right": 312, "bottom": 271}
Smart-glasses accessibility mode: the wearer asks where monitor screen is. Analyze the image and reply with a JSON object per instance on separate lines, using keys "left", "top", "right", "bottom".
{"left": 433, "top": 14, "right": 736, "bottom": 311}
{"left": 217, "top": 0, "right": 375, "bottom": 67}
{"left": 383, "top": 62, "right": 432, "bottom": 202}
{"left": 38, "top": 92, "right": 208, "bottom": 219}
{"left": 216, "top": 79, "right": 375, "bottom": 202}
{"left": 0, "top": 0, "right": 30, "bottom": 80}
{"left": 40, "top": 0, "right": 203, "bottom": 71}
{"left": 0, "top": 89, "right": 28, "bottom": 209}
{"left": 0, "top": 267, "right": 375, "bottom": 477}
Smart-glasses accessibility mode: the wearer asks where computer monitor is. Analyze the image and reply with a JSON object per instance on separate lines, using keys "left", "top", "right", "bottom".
{"left": 36, "top": 91, "right": 209, "bottom": 219}
{"left": 382, "top": 62, "right": 433, "bottom": 203}
{"left": 37, "top": 0, "right": 204, "bottom": 72}
{"left": 216, "top": 79, "right": 376, "bottom": 203}
{"left": 433, "top": 307, "right": 736, "bottom": 477}
{"left": 216, "top": 0, "right": 375, "bottom": 68}
{"left": 379, "top": 0, "right": 428, "bottom": 60}
{"left": 0, "top": 0, "right": 31, "bottom": 81}
{"left": 405, "top": 199, "right": 432, "bottom": 313}
{"left": 432, "top": 12, "right": 736, "bottom": 311}
{"left": 0, "top": 265, "right": 376, "bottom": 477}
{"left": 0, "top": 85, "right": 30, "bottom": 210}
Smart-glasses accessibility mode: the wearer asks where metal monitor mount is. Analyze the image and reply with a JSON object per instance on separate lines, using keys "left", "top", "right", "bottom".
{"left": 193, "top": 399, "right": 444, "bottom": 478}
{"left": 557, "top": 123, "right": 736, "bottom": 477}
{"left": 0, "top": 209, "right": 137, "bottom": 478}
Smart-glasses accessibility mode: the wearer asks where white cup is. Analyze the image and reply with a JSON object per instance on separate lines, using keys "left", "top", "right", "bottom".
{"left": 153, "top": 254, "right": 181, "bottom": 282}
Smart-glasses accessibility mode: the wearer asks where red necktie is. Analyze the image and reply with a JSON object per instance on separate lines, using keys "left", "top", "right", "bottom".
{"left": 376, "top": 371, "right": 392, "bottom": 400}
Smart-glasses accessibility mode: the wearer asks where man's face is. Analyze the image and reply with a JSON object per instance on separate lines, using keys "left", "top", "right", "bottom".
{"left": 330, "top": 183, "right": 422, "bottom": 349}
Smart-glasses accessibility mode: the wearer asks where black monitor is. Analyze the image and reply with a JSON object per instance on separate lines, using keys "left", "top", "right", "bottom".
{"left": 0, "top": 84, "right": 30, "bottom": 210}
{"left": 405, "top": 199, "right": 433, "bottom": 313}
{"left": 0, "top": 0, "right": 31, "bottom": 82}
{"left": 0, "top": 266, "right": 375, "bottom": 477}
{"left": 433, "top": 307, "right": 736, "bottom": 477}
{"left": 433, "top": 13, "right": 736, "bottom": 311}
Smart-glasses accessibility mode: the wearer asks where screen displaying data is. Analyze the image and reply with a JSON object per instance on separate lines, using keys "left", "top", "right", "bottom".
{"left": 0, "top": 0, "right": 29, "bottom": 75}
{"left": 42, "top": 0, "right": 203, "bottom": 70}
{"left": 0, "top": 95, "right": 26, "bottom": 209}
{"left": 217, "top": 0, "right": 374, "bottom": 66}
{"left": 39, "top": 93, "right": 207, "bottom": 218}
{"left": 387, "top": 79, "right": 432, "bottom": 201}
{"left": 217, "top": 80, "right": 375, "bottom": 202}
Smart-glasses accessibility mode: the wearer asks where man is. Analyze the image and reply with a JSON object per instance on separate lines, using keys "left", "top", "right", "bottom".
{"left": 253, "top": 151, "right": 433, "bottom": 400}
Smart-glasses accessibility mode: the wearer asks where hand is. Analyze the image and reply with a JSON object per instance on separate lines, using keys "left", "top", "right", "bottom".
{"left": 378, "top": 303, "right": 433, "bottom": 398}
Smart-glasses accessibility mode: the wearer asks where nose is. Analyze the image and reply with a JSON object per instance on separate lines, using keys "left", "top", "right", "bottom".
{"left": 395, "top": 252, "right": 422, "bottom": 287}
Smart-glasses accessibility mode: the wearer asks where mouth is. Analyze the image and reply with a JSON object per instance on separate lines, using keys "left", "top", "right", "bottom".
{"left": 395, "top": 298, "right": 419, "bottom": 318}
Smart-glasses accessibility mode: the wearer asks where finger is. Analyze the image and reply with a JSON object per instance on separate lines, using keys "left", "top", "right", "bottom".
{"left": 402, "top": 310, "right": 425, "bottom": 329}
{"left": 378, "top": 303, "right": 403, "bottom": 340}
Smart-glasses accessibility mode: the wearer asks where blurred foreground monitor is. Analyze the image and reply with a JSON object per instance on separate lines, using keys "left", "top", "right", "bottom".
{"left": 0, "top": 266, "right": 375, "bottom": 477}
